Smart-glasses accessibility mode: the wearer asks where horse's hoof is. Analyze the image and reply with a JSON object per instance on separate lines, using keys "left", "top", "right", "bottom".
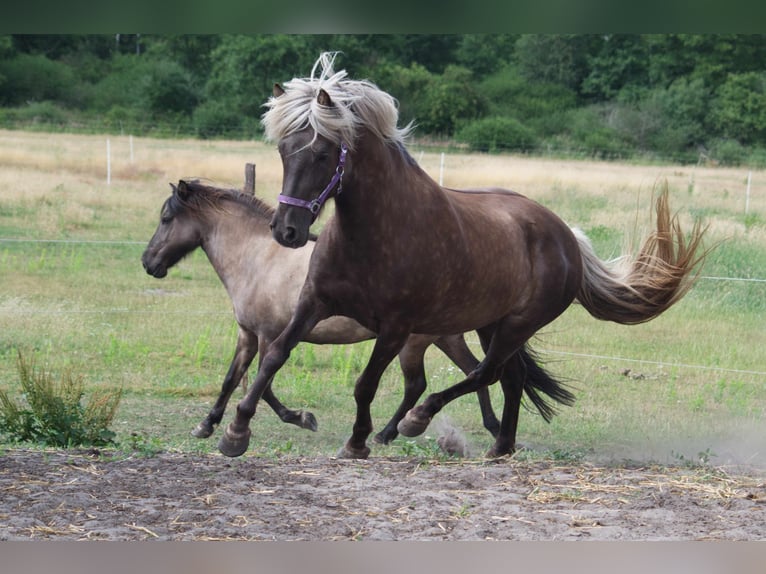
{"left": 337, "top": 443, "right": 370, "bottom": 459}
{"left": 397, "top": 410, "right": 431, "bottom": 437}
{"left": 217, "top": 425, "right": 251, "bottom": 457}
{"left": 191, "top": 422, "right": 214, "bottom": 439}
{"left": 485, "top": 446, "right": 514, "bottom": 459}
{"left": 299, "top": 410, "right": 318, "bottom": 432}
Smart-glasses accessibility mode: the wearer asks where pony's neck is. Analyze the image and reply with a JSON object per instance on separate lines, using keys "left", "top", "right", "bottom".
{"left": 200, "top": 197, "right": 273, "bottom": 293}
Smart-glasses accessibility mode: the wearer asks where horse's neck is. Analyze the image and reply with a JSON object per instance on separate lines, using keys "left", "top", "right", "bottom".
{"left": 338, "top": 139, "right": 436, "bottom": 238}
{"left": 201, "top": 203, "right": 273, "bottom": 294}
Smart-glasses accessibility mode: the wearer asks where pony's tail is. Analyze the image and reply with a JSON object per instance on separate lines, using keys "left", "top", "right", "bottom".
{"left": 574, "top": 184, "right": 708, "bottom": 325}
{"left": 519, "top": 346, "right": 576, "bottom": 422}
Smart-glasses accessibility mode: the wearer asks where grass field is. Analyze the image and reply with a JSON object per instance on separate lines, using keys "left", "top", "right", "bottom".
{"left": 1, "top": 129, "right": 764, "bottom": 466}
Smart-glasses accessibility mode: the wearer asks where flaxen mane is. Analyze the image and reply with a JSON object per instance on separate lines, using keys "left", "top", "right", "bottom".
{"left": 261, "top": 52, "right": 413, "bottom": 150}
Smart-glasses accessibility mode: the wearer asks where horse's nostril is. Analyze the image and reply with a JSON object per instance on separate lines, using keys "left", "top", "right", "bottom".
{"left": 284, "top": 226, "right": 296, "bottom": 242}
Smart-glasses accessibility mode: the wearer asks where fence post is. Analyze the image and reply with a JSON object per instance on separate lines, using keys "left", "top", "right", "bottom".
{"left": 106, "top": 138, "right": 111, "bottom": 186}
{"left": 244, "top": 163, "right": 256, "bottom": 195}
{"left": 746, "top": 171, "right": 752, "bottom": 214}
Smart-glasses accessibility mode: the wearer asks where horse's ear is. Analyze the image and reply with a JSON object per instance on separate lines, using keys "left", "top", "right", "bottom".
{"left": 317, "top": 88, "right": 333, "bottom": 107}
{"left": 273, "top": 83, "right": 285, "bottom": 97}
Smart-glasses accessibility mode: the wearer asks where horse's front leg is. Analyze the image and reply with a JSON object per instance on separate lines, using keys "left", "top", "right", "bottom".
{"left": 192, "top": 328, "right": 257, "bottom": 439}
{"left": 340, "top": 326, "right": 411, "bottom": 459}
{"left": 218, "top": 300, "right": 328, "bottom": 457}
{"left": 374, "top": 334, "right": 434, "bottom": 445}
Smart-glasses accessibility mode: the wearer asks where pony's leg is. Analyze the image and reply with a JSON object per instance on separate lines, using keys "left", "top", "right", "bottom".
{"left": 340, "top": 326, "right": 412, "bottom": 459}
{"left": 218, "top": 299, "right": 329, "bottom": 457}
{"left": 191, "top": 328, "right": 257, "bottom": 439}
{"left": 258, "top": 338, "right": 318, "bottom": 432}
{"left": 373, "top": 334, "right": 434, "bottom": 445}
{"left": 434, "top": 333, "right": 500, "bottom": 438}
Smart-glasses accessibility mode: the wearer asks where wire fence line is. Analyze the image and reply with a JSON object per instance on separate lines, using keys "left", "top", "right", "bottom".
{"left": 2, "top": 304, "right": 763, "bottom": 378}
{"left": 1, "top": 236, "right": 764, "bottom": 284}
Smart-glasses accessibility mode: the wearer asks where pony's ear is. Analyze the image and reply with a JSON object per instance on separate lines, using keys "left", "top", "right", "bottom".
{"left": 317, "top": 88, "right": 333, "bottom": 107}
{"left": 273, "top": 83, "right": 285, "bottom": 97}
{"left": 176, "top": 180, "right": 191, "bottom": 200}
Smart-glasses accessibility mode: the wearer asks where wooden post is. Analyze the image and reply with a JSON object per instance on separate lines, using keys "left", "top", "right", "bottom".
{"left": 244, "top": 163, "right": 256, "bottom": 195}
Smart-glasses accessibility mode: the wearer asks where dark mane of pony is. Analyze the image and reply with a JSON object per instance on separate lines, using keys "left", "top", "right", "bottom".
{"left": 174, "top": 179, "right": 276, "bottom": 221}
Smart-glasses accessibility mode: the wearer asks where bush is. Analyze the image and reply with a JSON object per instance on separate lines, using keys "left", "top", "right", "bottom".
{"left": 0, "top": 351, "right": 122, "bottom": 448}
{"left": 710, "top": 139, "right": 747, "bottom": 166}
{"left": 193, "top": 101, "right": 246, "bottom": 139}
{"left": 456, "top": 116, "right": 536, "bottom": 152}
{"left": 0, "top": 53, "right": 76, "bottom": 106}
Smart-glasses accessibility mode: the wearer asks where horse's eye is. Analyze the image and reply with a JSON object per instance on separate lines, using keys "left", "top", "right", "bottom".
{"left": 315, "top": 152, "right": 329, "bottom": 163}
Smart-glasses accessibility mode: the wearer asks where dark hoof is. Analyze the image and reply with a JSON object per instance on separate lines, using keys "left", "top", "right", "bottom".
{"left": 217, "top": 425, "right": 251, "bottom": 457}
{"left": 299, "top": 410, "right": 318, "bottom": 432}
{"left": 191, "top": 422, "right": 215, "bottom": 439}
{"left": 397, "top": 409, "right": 431, "bottom": 437}
{"left": 337, "top": 442, "right": 371, "bottom": 459}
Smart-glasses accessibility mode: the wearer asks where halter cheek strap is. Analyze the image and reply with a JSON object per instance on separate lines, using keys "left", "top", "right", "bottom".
{"left": 278, "top": 143, "right": 348, "bottom": 221}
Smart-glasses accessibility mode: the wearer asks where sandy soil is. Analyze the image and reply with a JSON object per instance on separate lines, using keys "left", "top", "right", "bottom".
{"left": 1, "top": 448, "right": 764, "bottom": 541}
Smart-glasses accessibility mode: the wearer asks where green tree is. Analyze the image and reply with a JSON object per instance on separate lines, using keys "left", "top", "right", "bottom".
{"left": 582, "top": 35, "right": 650, "bottom": 101}
{"left": 204, "top": 35, "right": 314, "bottom": 120}
{"left": 710, "top": 72, "right": 766, "bottom": 145}
{"left": 515, "top": 34, "right": 599, "bottom": 95}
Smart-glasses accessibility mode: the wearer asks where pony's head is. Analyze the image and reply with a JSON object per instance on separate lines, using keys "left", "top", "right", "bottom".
{"left": 263, "top": 52, "right": 412, "bottom": 248}
{"left": 141, "top": 180, "right": 209, "bottom": 278}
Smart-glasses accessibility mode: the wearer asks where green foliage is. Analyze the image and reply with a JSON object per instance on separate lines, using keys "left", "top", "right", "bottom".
{"left": 0, "top": 351, "right": 122, "bottom": 448}
{"left": 0, "top": 53, "right": 76, "bottom": 106}
{"left": 478, "top": 65, "right": 577, "bottom": 126}
{"left": 710, "top": 72, "right": 766, "bottom": 145}
{"left": 1, "top": 34, "right": 766, "bottom": 158}
{"left": 456, "top": 116, "right": 536, "bottom": 152}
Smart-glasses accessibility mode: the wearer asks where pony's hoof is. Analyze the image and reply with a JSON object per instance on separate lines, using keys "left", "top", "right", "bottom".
{"left": 191, "top": 422, "right": 214, "bottom": 439}
{"left": 299, "top": 410, "right": 318, "bottom": 432}
{"left": 373, "top": 430, "right": 396, "bottom": 445}
{"left": 397, "top": 410, "right": 431, "bottom": 437}
{"left": 217, "top": 425, "right": 251, "bottom": 457}
{"left": 337, "top": 442, "right": 370, "bottom": 459}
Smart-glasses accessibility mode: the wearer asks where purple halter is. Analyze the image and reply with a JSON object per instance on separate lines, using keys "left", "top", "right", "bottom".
{"left": 277, "top": 143, "right": 348, "bottom": 221}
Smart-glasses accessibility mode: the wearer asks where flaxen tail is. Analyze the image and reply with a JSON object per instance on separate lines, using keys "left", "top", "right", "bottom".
{"left": 574, "top": 184, "right": 708, "bottom": 325}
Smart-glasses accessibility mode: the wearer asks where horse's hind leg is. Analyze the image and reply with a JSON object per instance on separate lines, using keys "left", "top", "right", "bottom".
{"left": 435, "top": 333, "right": 500, "bottom": 438}
{"left": 486, "top": 357, "right": 524, "bottom": 457}
{"left": 397, "top": 321, "right": 530, "bottom": 444}
{"left": 192, "top": 328, "right": 258, "bottom": 438}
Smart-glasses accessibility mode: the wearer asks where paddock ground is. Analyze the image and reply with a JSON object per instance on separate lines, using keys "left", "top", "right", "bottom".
{"left": 1, "top": 448, "right": 763, "bottom": 541}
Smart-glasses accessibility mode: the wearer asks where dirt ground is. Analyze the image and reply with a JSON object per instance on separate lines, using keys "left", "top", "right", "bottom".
{"left": 1, "top": 448, "right": 764, "bottom": 541}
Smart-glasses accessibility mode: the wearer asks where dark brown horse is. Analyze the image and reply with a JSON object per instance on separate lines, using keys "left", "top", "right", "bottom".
{"left": 141, "top": 179, "right": 572, "bottom": 445}
{"left": 218, "top": 53, "right": 706, "bottom": 459}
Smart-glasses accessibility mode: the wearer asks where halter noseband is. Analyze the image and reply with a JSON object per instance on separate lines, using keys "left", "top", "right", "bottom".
{"left": 277, "top": 143, "right": 348, "bottom": 221}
